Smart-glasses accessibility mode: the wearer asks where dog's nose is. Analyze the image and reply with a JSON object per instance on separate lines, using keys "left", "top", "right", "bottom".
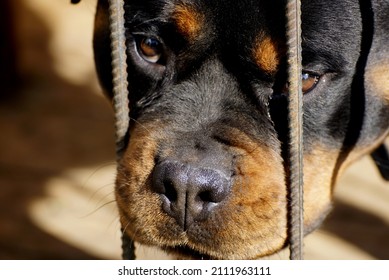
{"left": 152, "top": 160, "right": 231, "bottom": 229}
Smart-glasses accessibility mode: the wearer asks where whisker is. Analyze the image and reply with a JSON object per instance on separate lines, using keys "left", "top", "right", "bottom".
{"left": 81, "top": 161, "right": 116, "bottom": 190}
{"left": 80, "top": 200, "right": 117, "bottom": 218}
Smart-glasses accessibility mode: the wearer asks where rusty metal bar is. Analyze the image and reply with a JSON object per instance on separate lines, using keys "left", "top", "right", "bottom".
{"left": 285, "top": 0, "right": 304, "bottom": 260}
{"left": 108, "top": 0, "right": 135, "bottom": 260}
{"left": 108, "top": 0, "right": 130, "bottom": 158}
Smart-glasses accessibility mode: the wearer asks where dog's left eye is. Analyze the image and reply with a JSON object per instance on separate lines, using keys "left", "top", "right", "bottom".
{"left": 137, "top": 37, "right": 163, "bottom": 64}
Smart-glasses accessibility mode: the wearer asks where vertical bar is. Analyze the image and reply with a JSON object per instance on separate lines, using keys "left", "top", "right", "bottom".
{"left": 285, "top": 0, "right": 304, "bottom": 260}
{"left": 108, "top": 0, "right": 130, "bottom": 158}
{"left": 107, "top": 0, "right": 135, "bottom": 259}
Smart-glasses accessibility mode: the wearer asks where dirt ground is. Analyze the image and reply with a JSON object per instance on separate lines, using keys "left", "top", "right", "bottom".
{"left": 0, "top": 0, "right": 388, "bottom": 260}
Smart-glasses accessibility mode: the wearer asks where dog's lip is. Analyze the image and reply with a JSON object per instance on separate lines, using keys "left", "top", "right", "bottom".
{"left": 164, "top": 245, "right": 213, "bottom": 260}
{"left": 119, "top": 208, "right": 213, "bottom": 259}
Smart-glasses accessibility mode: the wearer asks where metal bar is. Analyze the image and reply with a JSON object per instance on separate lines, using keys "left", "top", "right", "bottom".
{"left": 121, "top": 229, "right": 136, "bottom": 260}
{"left": 108, "top": 0, "right": 135, "bottom": 259}
{"left": 108, "top": 0, "right": 130, "bottom": 158}
{"left": 285, "top": 0, "right": 304, "bottom": 260}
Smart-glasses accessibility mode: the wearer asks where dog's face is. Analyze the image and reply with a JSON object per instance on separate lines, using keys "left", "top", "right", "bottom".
{"left": 93, "top": 0, "right": 389, "bottom": 259}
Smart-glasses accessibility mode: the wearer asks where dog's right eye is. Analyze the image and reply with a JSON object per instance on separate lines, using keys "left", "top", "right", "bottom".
{"left": 280, "top": 71, "right": 321, "bottom": 95}
{"left": 137, "top": 37, "right": 163, "bottom": 64}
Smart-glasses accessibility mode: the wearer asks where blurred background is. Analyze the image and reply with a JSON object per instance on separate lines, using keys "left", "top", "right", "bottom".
{"left": 0, "top": 0, "right": 388, "bottom": 260}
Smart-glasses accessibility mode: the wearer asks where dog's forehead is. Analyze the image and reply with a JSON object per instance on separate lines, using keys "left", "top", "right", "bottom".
{"left": 166, "top": 0, "right": 286, "bottom": 38}
{"left": 170, "top": 1, "right": 286, "bottom": 71}
{"left": 126, "top": 0, "right": 362, "bottom": 76}
{"left": 128, "top": 0, "right": 285, "bottom": 40}
{"left": 168, "top": 1, "right": 282, "bottom": 30}
{"left": 141, "top": 0, "right": 287, "bottom": 73}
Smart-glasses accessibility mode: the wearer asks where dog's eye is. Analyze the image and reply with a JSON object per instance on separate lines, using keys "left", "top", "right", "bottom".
{"left": 301, "top": 72, "right": 320, "bottom": 93}
{"left": 282, "top": 72, "right": 320, "bottom": 94}
{"left": 138, "top": 37, "right": 163, "bottom": 64}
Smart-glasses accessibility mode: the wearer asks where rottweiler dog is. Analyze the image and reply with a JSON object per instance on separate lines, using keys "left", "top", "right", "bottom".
{"left": 90, "top": 0, "right": 389, "bottom": 259}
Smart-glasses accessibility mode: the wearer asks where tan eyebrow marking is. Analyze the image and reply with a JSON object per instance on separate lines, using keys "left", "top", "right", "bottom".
{"left": 253, "top": 36, "right": 282, "bottom": 74}
{"left": 173, "top": 4, "right": 204, "bottom": 41}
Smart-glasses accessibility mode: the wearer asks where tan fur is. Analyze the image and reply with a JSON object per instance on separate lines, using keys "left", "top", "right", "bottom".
{"left": 253, "top": 36, "right": 282, "bottom": 74}
{"left": 116, "top": 122, "right": 176, "bottom": 244}
{"left": 303, "top": 147, "right": 339, "bottom": 227}
{"left": 366, "top": 61, "right": 389, "bottom": 103}
{"left": 173, "top": 4, "right": 205, "bottom": 41}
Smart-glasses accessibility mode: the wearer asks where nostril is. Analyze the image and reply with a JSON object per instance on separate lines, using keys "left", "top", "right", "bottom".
{"left": 198, "top": 190, "right": 215, "bottom": 203}
{"left": 194, "top": 169, "right": 230, "bottom": 204}
{"left": 163, "top": 178, "right": 177, "bottom": 202}
{"left": 151, "top": 159, "right": 231, "bottom": 229}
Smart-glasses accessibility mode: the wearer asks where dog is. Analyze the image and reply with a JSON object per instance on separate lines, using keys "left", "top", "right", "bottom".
{"left": 89, "top": 0, "right": 389, "bottom": 259}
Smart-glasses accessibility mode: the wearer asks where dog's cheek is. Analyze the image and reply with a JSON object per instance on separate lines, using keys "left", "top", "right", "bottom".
{"left": 303, "top": 148, "right": 339, "bottom": 231}
{"left": 115, "top": 122, "right": 186, "bottom": 246}
{"left": 233, "top": 148, "right": 287, "bottom": 257}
